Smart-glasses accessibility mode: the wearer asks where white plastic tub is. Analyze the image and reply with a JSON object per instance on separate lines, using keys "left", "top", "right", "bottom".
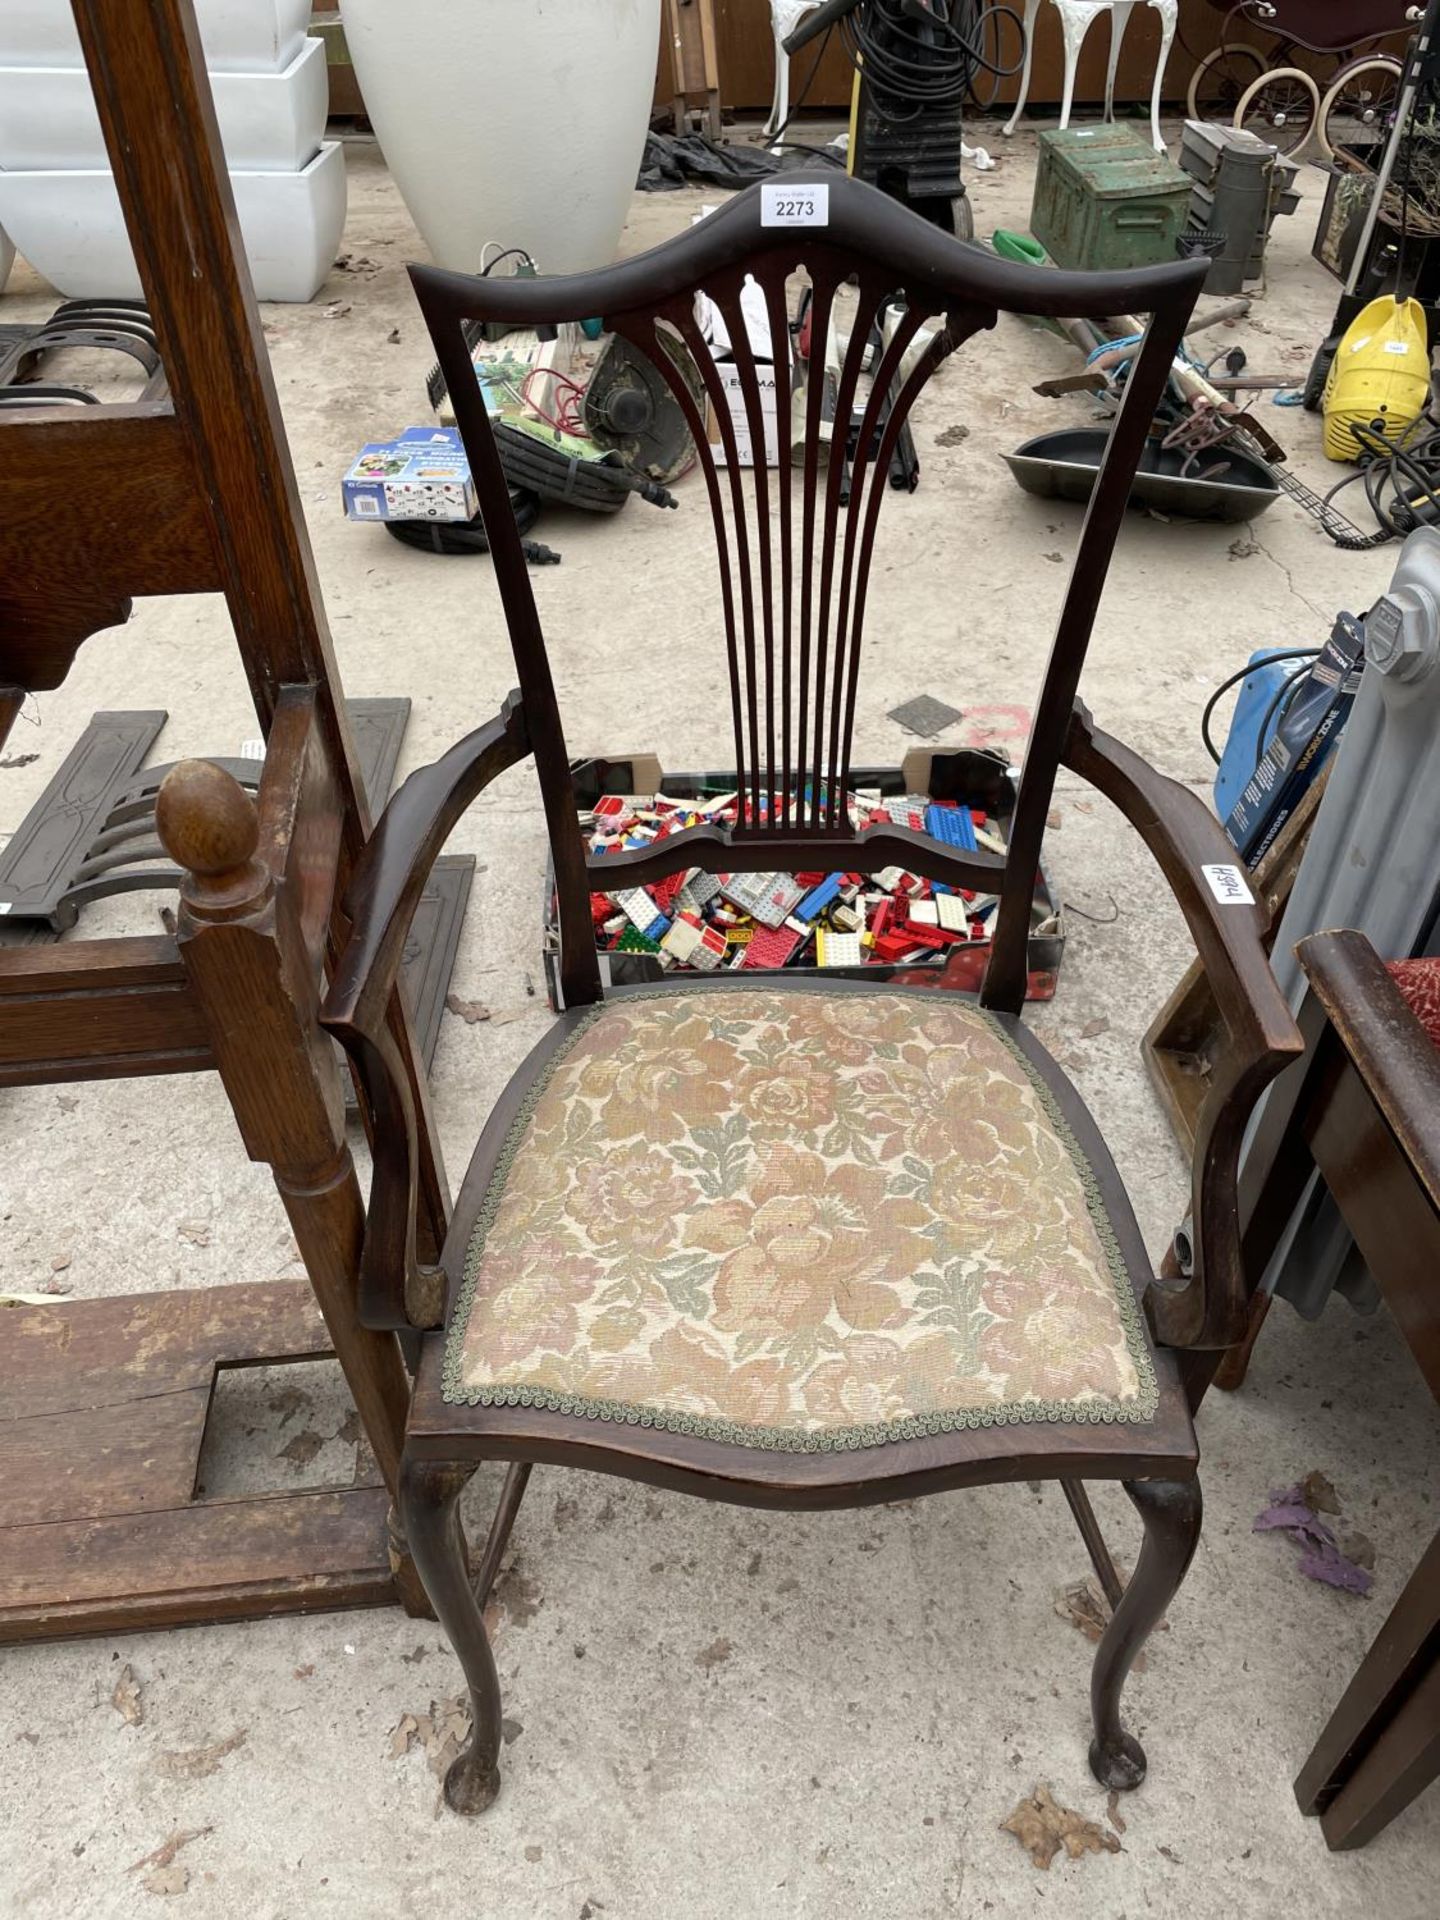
{"left": 0, "top": 0, "right": 310, "bottom": 73}
{"left": 0, "top": 140, "right": 348, "bottom": 302}
{"left": 0, "top": 35, "right": 327, "bottom": 172}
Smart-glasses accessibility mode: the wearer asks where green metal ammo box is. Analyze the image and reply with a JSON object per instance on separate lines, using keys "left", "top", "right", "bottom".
{"left": 1029, "top": 125, "right": 1192, "bottom": 272}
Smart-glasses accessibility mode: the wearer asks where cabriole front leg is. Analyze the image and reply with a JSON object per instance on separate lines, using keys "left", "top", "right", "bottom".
{"left": 400, "top": 1456, "right": 504, "bottom": 1814}
{"left": 1089, "top": 1474, "right": 1202, "bottom": 1790}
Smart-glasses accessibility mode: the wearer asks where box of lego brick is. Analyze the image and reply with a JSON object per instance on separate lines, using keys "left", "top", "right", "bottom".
{"left": 543, "top": 749, "right": 1066, "bottom": 1008}
{"left": 342, "top": 426, "right": 478, "bottom": 523}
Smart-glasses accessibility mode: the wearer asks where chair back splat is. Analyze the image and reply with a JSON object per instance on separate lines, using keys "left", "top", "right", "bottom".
{"left": 411, "top": 177, "right": 1205, "bottom": 1013}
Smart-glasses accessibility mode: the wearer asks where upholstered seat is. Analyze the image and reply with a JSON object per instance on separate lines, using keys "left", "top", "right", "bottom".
{"left": 443, "top": 985, "right": 1160, "bottom": 1453}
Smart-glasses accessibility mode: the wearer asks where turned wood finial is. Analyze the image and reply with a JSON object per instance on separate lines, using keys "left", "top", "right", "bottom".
{"left": 156, "top": 759, "right": 269, "bottom": 917}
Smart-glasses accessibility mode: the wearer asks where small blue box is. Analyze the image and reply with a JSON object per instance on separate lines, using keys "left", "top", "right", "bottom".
{"left": 342, "top": 426, "right": 477, "bottom": 523}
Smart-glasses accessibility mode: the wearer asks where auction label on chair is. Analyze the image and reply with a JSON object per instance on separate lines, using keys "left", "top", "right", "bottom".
{"left": 761, "top": 183, "right": 829, "bottom": 228}
{"left": 1202, "top": 863, "right": 1254, "bottom": 906}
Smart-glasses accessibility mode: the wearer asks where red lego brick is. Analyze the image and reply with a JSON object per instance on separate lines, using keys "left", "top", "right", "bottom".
{"left": 741, "top": 925, "right": 801, "bottom": 969}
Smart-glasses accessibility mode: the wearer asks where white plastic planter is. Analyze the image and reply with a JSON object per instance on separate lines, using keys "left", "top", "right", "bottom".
{"left": 0, "top": 0, "right": 309, "bottom": 73}
{"left": 341, "top": 0, "right": 661, "bottom": 273}
{"left": 0, "top": 141, "right": 347, "bottom": 302}
{"left": 0, "top": 36, "right": 327, "bottom": 173}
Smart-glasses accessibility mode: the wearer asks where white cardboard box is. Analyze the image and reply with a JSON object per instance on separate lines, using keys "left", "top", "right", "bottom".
{"left": 709, "top": 363, "right": 780, "bottom": 468}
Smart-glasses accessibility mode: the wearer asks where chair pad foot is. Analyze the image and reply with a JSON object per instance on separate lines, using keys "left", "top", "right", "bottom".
{"left": 1089, "top": 1731, "right": 1147, "bottom": 1792}
{"left": 444, "top": 1752, "right": 502, "bottom": 1816}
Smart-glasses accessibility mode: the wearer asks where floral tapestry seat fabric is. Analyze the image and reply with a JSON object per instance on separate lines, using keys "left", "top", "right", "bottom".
{"left": 444, "top": 985, "right": 1162, "bottom": 1454}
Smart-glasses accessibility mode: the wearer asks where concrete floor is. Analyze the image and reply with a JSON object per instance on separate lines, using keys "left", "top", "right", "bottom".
{"left": 2, "top": 119, "right": 1439, "bottom": 1917}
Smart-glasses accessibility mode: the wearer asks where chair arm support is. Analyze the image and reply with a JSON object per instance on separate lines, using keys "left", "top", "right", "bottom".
{"left": 1297, "top": 929, "right": 1440, "bottom": 1214}
{"left": 321, "top": 691, "right": 531, "bottom": 1330}
{"left": 1063, "top": 705, "right": 1304, "bottom": 1351}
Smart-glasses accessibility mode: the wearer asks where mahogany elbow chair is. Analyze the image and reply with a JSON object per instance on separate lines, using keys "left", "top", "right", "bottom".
{"left": 321, "top": 176, "right": 1303, "bottom": 1814}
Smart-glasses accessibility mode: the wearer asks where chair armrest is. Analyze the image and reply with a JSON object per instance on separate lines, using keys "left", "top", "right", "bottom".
{"left": 1297, "top": 930, "right": 1440, "bottom": 1213}
{"left": 321, "top": 691, "right": 531, "bottom": 1330}
{"left": 1064, "top": 705, "right": 1304, "bottom": 1350}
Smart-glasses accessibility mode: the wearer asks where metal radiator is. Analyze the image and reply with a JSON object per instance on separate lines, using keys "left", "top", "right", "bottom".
{"left": 1243, "top": 524, "right": 1440, "bottom": 1316}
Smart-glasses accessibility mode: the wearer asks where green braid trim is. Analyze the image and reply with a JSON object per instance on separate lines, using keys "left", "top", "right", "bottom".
{"left": 441, "top": 984, "right": 1159, "bottom": 1448}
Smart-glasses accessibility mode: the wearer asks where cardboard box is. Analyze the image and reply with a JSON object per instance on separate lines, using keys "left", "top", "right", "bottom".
{"left": 709, "top": 361, "right": 779, "bottom": 467}
{"left": 342, "top": 425, "right": 477, "bottom": 522}
{"left": 694, "top": 202, "right": 781, "bottom": 468}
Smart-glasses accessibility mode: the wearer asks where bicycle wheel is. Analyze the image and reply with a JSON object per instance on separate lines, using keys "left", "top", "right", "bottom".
{"left": 1234, "top": 66, "right": 1322, "bottom": 156}
{"left": 1317, "top": 57, "right": 1403, "bottom": 163}
{"left": 1186, "top": 41, "right": 1266, "bottom": 121}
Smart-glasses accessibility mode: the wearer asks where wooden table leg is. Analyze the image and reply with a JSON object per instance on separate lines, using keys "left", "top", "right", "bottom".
{"left": 1295, "top": 1529, "right": 1440, "bottom": 1824}
{"left": 1317, "top": 1656, "right": 1440, "bottom": 1850}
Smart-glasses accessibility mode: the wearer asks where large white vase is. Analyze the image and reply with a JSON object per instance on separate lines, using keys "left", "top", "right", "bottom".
{"left": 341, "top": 0, "right": 661, "bottom": 274}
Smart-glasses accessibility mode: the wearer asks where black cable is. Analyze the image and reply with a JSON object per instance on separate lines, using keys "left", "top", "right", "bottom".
{"left": 1199, "top": 648, "right": 1321, "bottom": 765}
{"left": 1321, "top": 411, "right": 1440, "bottom": 538}
{"left": 481, "top": 246, "right": 534, "bottom": 277}
{"left": 837, "top": 0, "right": 1019, "bottom": 121}
{"left": 386, "top": 515, "right": 561, "bottom": 565}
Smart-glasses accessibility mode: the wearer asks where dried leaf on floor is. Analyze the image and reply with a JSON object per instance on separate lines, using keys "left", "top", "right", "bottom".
{"left": 445, "top": 993, "right": 492, "bottom": 1024}
{"left": 50, "top": 1253, "right": 71, "bottom": 1272}
{"left": 1001, "top": 1784, "right": 1121, "bottom": 1869}
{"left": 1053, "top": 1566, "right": 1152, "bottom": 1669}
{"left": 111, "top": 1664, "right": 144, "bottom": 1726}
{"left": 266, "top": 1386, "right": 310, "bottom": 1423}
{"left": 154, "top": 1729, "right": 247, "bottom": 1780}
{"left": 387, "top": 328, "right": 402, "bottom": 345}
{"left": 1337, "top": 1531, "right": 1376, "bottom": 1571}
{"left": 1105, "top": 1790, "right": 1127, "bottom": 1836}
{"left": 1228, "top": 537, "right": 1260, "bottom": 560}
{"left": 694, "top": 1636, "right": 733, "bottom": 1672}
{"left": 426, "top": 1702, "right": 470, "bottom": 1780}
{"left": 389, "top": 1696, "right": 472, "bottom": 1779}
{"left": 142, "top": 1865, "right": 189, "bottom": 1897}
{"left": 176, "top": 1221, "right": 211, "bottom": 1248}
{"left": 293, "top": 1665, "right": 314, "bottom": 1680}
{"left": 279, "top": 1429, "right": 324, "bottom": 1469}
{"left": 130, "top": 1830, "right": 211, "bottom": 1875}
{"left": 1300, "top": 1470, "right": 1342, "bottom": 1515}
{"left": 935, "top": 423, "right": 970, "bottom": 447}
{"left": 493, "top": 1564, "right": 543, "bottom": 1626}
{"left": 1080, "top": 1018, "right": 1110, "bottom": 1040}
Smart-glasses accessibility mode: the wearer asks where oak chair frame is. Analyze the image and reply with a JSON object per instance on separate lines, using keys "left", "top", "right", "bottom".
{"left": 0, "top": 0, "right": 445, "bottom": 1635}
{"left": 322, "top": 177, "right": 1303, "bottom": 1812}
